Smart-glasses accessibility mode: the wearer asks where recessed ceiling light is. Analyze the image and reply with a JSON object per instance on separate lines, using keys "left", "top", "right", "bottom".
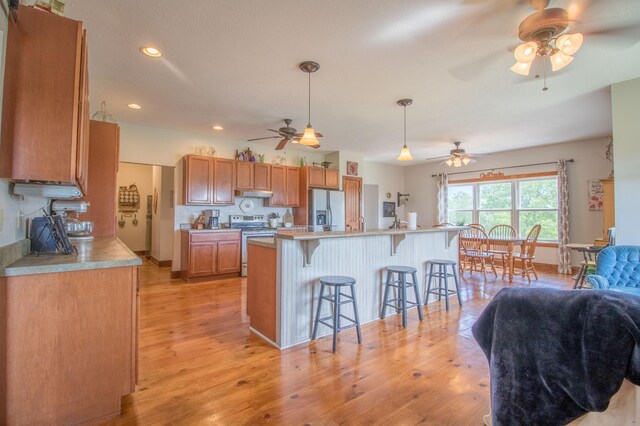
{"left": 128, "top": 103, "right": 142, "bottom": 109}
{"left": 140, "top": 47, "right": 162, "bottom": 57}
{"left": 212, "top": 125, "right": 223, "bottom": 131}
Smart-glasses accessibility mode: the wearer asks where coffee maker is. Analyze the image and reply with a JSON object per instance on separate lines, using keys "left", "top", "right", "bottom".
{"left": 205, "top": 209, "right": 220, "bottom": 229}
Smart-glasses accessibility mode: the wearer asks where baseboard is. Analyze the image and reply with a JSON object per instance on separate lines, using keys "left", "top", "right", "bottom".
{"left": 133, "top": 250, "right": 147, "bottom": 256}
{"left": 150, "top": 256, "right": 172, "bottom": 268}
{"left": 170, "top": 271, "right": 182, "bottom": 279}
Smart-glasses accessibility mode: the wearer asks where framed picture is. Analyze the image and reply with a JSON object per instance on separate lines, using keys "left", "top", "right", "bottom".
{"left": 588, "top": 179, "right": 603, "bottom": 211}
{"left": 346, "top": 161, "right": 359, "bottom": 176}
{"left": 383, "top": 201, "right": 396, "bottom": 218}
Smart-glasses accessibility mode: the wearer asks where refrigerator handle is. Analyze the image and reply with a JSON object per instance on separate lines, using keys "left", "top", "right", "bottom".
{"left": 327, "top": 191, "right": 333, "bottom": 226}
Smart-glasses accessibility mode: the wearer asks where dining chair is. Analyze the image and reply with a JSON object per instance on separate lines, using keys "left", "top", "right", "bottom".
{"left": 512, "top": 224, "right": 541, "bottom": 283}
{"left": 488, "top": 225, "right": 517, "bottom": 280}
{"left": 460, "top": 227, "right": 497, "bottom": 280}
{"left": 469, "top": 223, "right": 486, "bottom": 232}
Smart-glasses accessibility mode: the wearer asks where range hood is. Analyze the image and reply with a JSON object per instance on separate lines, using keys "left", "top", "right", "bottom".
{"left": 234, "top": 190, "right": 273, "bottom": 198}
{"left": 12, "top": 183, "right": 82, "bottom": 199}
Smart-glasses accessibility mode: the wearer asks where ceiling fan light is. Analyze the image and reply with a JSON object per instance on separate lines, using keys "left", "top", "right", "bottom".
{"left": 452, "top": 157, "right": 463, "bottom": 168}
{"left": 299, "top": 126, "right": 320, "bottom": 146}
{"left": 551, "top": 51, "right": 574, "bottom": 71}
{"left": 462, "top": 155, "right": 471, "bottom": 166}
{"left": 556, "top": 33, "right": 583, "bottom": 56}
{"left": 397, "top": 145, "right": 413, "bottom": 161}
{"left": 514, "top": 42, "right": 538, "bottom": 63}
{"left": 510, "top": 61, "right": 532, "bottom": 76}
{"left": 445, "top": 158, "right": 454, "bottom": 167}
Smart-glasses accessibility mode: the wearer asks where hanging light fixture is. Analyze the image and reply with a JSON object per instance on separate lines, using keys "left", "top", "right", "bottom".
{"left": 396, "top": 99, "right": 414, "bottom": 161}
{"left": 298, "top": 61, "right": 321, "bottom": 146}
{"left": 91, "top": 101, "right": 116, "bottom": 123}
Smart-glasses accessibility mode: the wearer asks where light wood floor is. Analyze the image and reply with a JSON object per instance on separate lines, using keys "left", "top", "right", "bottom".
{"left": 108, "top": 261, "right": 573, "bottom": 425}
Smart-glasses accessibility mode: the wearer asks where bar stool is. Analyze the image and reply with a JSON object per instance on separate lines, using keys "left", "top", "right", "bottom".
{"left": 312, "top": 276, "right": 362, "bottom": 353}
{"left": 381, "top": 266, "right": 423, "bottom": 328}
{"left": 425, "top": 259, "right": 461, "bottom": 311}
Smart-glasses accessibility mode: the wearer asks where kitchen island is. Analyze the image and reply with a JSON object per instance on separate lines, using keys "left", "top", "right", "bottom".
{"left": 246, "top": 227, "right": 464, "bottom": 349}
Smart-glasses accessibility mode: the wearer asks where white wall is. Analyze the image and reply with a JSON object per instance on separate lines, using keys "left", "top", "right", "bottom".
{"left": 150, "top": 165, "right": 175, "bottom": 262}
{"left": 404, "top": 137, "right": 612, "bottom": 266}
{"left": 362, "top": 161, "right": 406, "bottom": 229}
{"left": 116, "top": 162, "right": 153, "bottom": 252}
{"left": 612, "top": 77, "right": 640, "bottom": 245}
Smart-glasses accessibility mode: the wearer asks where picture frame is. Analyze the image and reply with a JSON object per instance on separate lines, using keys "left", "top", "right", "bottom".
{"left": 383, "top": 201, "right": 396, "bottom": 218}
{"left": 346, "top": 161, "right": 359, "bottom": 176}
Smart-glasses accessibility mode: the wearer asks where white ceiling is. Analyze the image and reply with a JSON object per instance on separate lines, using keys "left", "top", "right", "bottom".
{"left": 64, "top": 0, "right": 640, "bottom": 164}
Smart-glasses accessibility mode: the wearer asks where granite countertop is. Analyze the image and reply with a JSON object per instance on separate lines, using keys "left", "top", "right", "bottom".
{"left": 275, "top": 226, "right": 467, "bottom": 241}
{"left": 1, "top": 237, "right": 142, "bottom": 277}
{"left": 247, "top": 238, "right": 276, "bottom": 248}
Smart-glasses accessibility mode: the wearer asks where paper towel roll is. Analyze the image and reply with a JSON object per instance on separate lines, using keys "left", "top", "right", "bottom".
{"left": 407, "top": 211, "right": 417, "bottom": 230}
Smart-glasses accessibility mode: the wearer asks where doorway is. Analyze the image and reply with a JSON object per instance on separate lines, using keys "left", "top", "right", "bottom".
{"left": 343, "top": 176, "right": 363, "bottom": 231}
{"left": 117, "top": 162, "right": 175, "bottom": 266}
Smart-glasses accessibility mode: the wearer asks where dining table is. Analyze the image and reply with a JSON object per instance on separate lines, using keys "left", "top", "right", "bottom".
{"left": 461, "top": 235, "right": 525, "bottom": 282}
{"left": 566, "top": 243, "right": 602, "bottom": 288}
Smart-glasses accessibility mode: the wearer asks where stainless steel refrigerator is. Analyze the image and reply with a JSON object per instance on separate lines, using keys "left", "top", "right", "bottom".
{"left": 308, "top": 189, "right": 345, "bottom": 231}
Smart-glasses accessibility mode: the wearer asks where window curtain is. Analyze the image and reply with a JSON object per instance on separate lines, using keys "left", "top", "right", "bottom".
{"left": 557, "top": 160, "right": 571, "bottom": 274}
{"left": 437, "top": 173, "right": 448, "bottom": 224}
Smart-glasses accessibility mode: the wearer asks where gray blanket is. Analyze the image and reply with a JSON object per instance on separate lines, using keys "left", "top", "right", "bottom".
{"left": 472, "top": 288, "right": 640, "bottom": 425}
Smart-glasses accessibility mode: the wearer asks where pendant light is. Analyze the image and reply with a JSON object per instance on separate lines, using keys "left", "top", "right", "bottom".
{"left": 396, "top": 99, "right": 414, "bottom": 161}
{"left": 298, "top": 61, "right": 320, "bottom": 146}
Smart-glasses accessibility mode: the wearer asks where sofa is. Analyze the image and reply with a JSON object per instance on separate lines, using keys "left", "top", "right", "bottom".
{"left": 584, "top": 246, "right": 640, "bottom": 296}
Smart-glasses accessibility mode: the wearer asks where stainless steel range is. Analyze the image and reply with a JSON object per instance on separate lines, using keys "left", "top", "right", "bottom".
{"left": 230, "top": 215, "right": 277, "bottom": 277}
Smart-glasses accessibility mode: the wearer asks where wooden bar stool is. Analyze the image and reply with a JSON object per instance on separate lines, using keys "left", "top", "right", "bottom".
{"left": 425, "top": 259, "right": 462, "bottom": 311}
{"left": 312, "top": 276, "right": 362, "bottom": 353}
{"left": 381, "top": 266, "right": 423, "bottom": 328}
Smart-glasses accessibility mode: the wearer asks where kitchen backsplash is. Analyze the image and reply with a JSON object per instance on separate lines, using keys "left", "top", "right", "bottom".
{"left": 175, "top": 198, "right": 292, "bottom": 227}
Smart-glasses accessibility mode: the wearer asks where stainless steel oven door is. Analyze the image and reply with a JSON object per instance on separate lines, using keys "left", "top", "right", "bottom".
{"left": 241, "top": 232, "right": 276, "bottom": 277}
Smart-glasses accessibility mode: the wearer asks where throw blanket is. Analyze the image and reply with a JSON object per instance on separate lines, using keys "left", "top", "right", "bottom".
{"left": 472, "top": 288, "right": 640, "bottom": 425}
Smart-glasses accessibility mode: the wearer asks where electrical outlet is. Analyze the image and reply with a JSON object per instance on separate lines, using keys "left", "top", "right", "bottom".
{"left": 0, "top": 208, "right": 4, "bottom": 232}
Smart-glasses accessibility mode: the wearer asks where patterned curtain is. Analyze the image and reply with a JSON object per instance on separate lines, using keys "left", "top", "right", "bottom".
{"left": 557, "top": 160, "right": 571, "bottom": 274}
{"left": 437, "top": 173, "right": 448, "bottom": 224}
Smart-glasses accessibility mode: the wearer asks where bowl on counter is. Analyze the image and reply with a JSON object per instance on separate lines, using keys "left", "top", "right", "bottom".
{"left": 65, "top": 220, "right": 94, "bottom": 237}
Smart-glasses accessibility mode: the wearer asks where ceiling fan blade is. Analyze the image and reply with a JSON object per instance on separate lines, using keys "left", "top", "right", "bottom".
{"left": 425, "top": 155, "right": 452, "bottom": 161}
{"left": 267, "top": 129, "right": 283, "bottom": 134}
{"left": 583, "top": 23, "right": 640, "bottom": 48}
{"left": 310, "top": 144, "right": 321, "bottom": 149}
{"left": 275, "top": 138, "right": 288, "bottom": 150}
{"left": 247, "top": 136, "right": 280, "bottom": 141}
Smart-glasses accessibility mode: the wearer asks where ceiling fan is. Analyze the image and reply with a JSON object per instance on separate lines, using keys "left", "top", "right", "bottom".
{"left": 247, "top": 118, "right": 322, "bottom": 151}
{"left": 426, "top": 142, "right": 488, "bottom": 168}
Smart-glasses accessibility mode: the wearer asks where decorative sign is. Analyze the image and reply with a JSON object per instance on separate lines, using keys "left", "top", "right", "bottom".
{"left": 347, "top": 161, "right": 359, "bottom": 176}
{"left": 588, "top": 179, "right": 603, "bottom": 211}
{"left": 118, "top": 184, "right": 140, "bottom": 212}
{"left": 383, "top": 201, "right": 396, "bottom": 218}
{"left": 479, "top": 171, "right": 505, "bottom": 180}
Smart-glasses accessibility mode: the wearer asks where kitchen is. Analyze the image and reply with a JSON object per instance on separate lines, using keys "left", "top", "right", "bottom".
{"left": 1, "top": 1, "right": 640, "bottom": 425}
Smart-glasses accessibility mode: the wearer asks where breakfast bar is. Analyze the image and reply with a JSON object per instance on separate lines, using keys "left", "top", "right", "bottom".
{"left": 246, "top": 227, "right": 463, "bottom": 348}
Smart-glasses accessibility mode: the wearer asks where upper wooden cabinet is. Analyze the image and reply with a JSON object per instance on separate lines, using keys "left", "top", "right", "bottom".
{"left": 266, "top": 165, "right": 299, "bottom": 207}
{"left": 235, "top": 162, "right": 254, "bottom": 190}
{"left": 183, "top": 155, "right": 214, "bottom": 205}
{"left": 254, "top": 163, "right": 271, "bottom": 191}
{"left": 213, "top": 158, "right": 235, "bottom": 205}
{"left": 0, "top": 6, "right": 90, "bottom": 192}
{"left": 81, "top": 120, "right": 120, "bottom": 237}
{"left": 303, "top": 167, "right": 340, "bottom": 189}
{"left": 183, "top": 156, "right": 235, "bottom": 205}
{"left": 235, "top": 162, "right": 271, "bottom": 191}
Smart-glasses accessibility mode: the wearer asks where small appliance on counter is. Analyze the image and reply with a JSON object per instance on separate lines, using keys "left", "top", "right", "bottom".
{"left": 52, "top": 200, "right": 94, "bottom": 239}
{"left": 205, "top": 209, "right": 220, "bottom": 229}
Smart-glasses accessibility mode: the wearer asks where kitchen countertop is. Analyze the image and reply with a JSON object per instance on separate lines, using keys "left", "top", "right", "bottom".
{"left": 275, "top": 226, "right": 466, "bottom": 241}
{"left": 180, "top": 228, "right": 241, "bottom": 233}
{"left": 1, "top": 237, "right": 142, "bottom": 277}
{"left": 247, "top": 238, "right": 276, "bottom": 248}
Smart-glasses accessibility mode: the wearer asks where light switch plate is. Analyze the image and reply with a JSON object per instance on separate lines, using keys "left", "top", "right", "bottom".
{"left": 0, "top": 208, "right": 4, "bottom": 232}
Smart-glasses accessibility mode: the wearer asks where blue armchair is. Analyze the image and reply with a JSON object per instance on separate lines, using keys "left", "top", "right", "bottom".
{"left": 585, "top": 246, "right": 640, "bottom": 295}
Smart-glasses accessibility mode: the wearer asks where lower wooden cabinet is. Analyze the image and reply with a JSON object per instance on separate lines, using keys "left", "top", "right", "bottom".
{"left": 0, "top": 265, "right": 139, "bottom": 425}
{"left": 181, "top": 230, "right": 241, "bottom": 281}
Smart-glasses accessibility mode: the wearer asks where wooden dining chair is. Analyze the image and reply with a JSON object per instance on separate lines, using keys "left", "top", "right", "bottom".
{"left": 460, "top": 227, "right": 497, "bottom": 280}
{"left": 513, "top": 224, "right": 541, "bottom": 283}
{"left": 469, "top": 223, "right": 486, "bottom": 232}
{"left": 488, "top": 225, "right": 517, "bottom": 280}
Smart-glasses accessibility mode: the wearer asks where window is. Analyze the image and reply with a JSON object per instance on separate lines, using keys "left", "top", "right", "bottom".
{"left": 447, "top": 175, "right": 558, "bottom": 241}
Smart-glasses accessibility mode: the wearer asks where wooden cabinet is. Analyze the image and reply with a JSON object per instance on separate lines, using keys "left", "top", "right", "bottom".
{"left": 0, "top": 265, "right": 139, "bottom": 425}
{"left": 266, "top": 165, "right": 299, "bottom": 207}
{"left": 181, "top": 230, "right": 241, "bottom": 281}
{"left": 183, "top": 155, "right": 214, "bottom": 205}
{"left": 303, "top": 166, "right": 340, "bottom": 189}
{"left": 81, "top": 120, "right": 120, "bottom": 237}
{"left": 0, "top": 6, "right": 90, "bottom": 192}
{"left": 235, "top": 162, "right": 271, "bottom": 191}
{"left": 213, "top": 158, "right": 235, "bottom": 205}
{"left": 254, "top": 163, "right": 271, "bottom": 191}
{"left": 235, "top": 161, "right": 254, "bottom": 190}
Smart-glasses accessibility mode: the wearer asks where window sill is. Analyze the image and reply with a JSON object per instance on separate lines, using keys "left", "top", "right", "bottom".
{"left": 537, "top": 242, "right": 559, "bottom": 248}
